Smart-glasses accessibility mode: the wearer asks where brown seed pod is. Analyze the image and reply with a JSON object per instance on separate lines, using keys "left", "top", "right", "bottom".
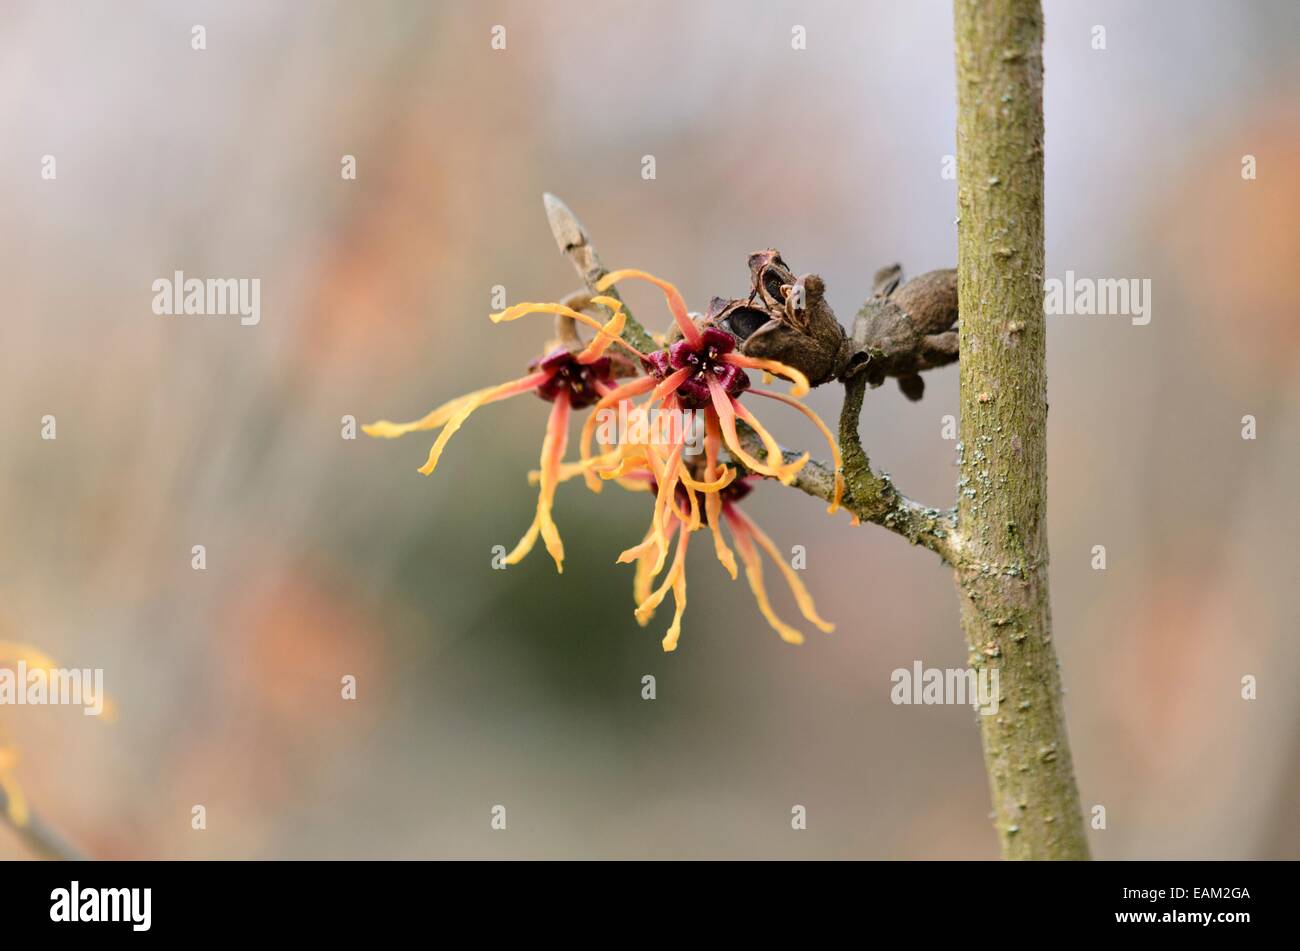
{"left": 852, "top": 265, "right": 959, "bottom": 401}
{"left": 703, "top": 251, "right": 960, "bottom": 400}
{"left": 711, "top": 250, "right": 855, "bottom": 387}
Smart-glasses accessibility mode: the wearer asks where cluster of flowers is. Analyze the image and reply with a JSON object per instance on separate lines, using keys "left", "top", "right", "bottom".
{"left": 366, "top": 269, "right": 844, "bottom": 652}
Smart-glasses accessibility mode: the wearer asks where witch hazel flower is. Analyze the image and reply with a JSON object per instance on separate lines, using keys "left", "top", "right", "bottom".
{"left": 713, "top": 478, "right": 836, "bottom": 648}
{"left": 366, "top": 263, "right": 844, "bottom": 653}
{"left": 364, "top": 295, "right": 639, "bottom": 573}
{"left": 603, "top": 461, "right": 836, "bottom": 652}
{"left": 576, "top": 269, "right": 845, "bottom": 580}
{"left": 597, "top": 269, "right": 821, "bottom": 477}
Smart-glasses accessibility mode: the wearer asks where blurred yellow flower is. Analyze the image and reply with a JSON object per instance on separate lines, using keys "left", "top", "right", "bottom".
{"left": 368, "top": 265, "right": 842, "bottom": 651}
{"left": 0, "top": 640, "right": 114, "bottom": 832}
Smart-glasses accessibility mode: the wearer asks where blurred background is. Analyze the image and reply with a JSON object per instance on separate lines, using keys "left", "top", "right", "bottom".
{"left": 2, "top": 0, "right": 1297, "bottom": 859}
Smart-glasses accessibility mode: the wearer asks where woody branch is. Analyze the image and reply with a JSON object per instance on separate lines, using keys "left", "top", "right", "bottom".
{"left": 541, "top": 193, "right": 958, "bottom": 564}
{"left": 951, "top": 0, "right": 1089, "bottom": 858}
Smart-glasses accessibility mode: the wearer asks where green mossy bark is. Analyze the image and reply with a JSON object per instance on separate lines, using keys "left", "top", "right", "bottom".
{"left": 954, "top": 0, "right": 1089, "bottom": 859}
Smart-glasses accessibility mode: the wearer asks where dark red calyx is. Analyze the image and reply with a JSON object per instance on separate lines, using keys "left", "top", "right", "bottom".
{"left": 530, "top": 348, "right": 612, "bottom": 409}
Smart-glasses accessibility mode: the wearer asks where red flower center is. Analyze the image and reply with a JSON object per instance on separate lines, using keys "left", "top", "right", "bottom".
{"left": 530, "top": 348, "right": 612, "bottom": 410}
{"left": 643, "top": 327, "right": 749, "bottom": 409}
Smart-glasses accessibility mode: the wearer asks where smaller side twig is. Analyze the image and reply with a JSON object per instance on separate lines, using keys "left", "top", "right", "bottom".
{"left": 543, "top": 193, "right": 659, "bottom": 355}
{"left": 734, "top": 378, "right": 958, "bottom": 564}
{"left": 834, "top": 375, "right": 959, "bottom": 562}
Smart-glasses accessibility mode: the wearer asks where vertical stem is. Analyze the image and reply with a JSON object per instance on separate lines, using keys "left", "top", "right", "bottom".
{"left": 953, "top": 0, "right": 1089, "bottom": 858}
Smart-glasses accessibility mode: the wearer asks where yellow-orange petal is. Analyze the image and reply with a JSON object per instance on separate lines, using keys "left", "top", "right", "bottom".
{"left": 679, "top": 463, "right": 735, "bottom": 494}
{"left": 504, "top": 517, "right": 541, "bottom": 566}
{"left": 363, "top": 369, "right": 546, "bottom": 440}
{"left": 707, "top": 379, "right": 786, "bottom": 480}
{"left": 635, "top": 519, "right": 689, "bottom": 628}
{"left": 576, "top": 305, "right": 628, "bottom": 363}
{"left": 595, "top": 268, "right": 700, "bottom": 345}
{"left": 731, "top": 397, "right": 810, "bottom": 485}
{"left": 581, "top": 375, "right": 657, "bottom": 491}
{"left": 596, "top": 452, "right": 646, "bottom": 481}
{"left": 612, "top": 474, "right": 654, "bottom": 493}
{"left": 677, "top": 473, "right": 701, "bottom": 532}
{"left": 734, "top": 507, "right": 834, "bottom": 634}
{"left": 662, "top": 564, "right": 689, "bottom": 653}
{"left": 528, "top": 450, "right": 623, "bottom": 486}
{"left": 414, "top": 370, "right": 549, "bottom": 475}
{"left": 632, "top": 522, "right": 662, "bottom": 617}
{"left": 706, "top": 492, "right": 736, "bottom": 579}
{"left": 725, "top": 511, "right": 805, "bottom": 645}
{"left": 363, "top": 392, "right": 474, "bottom": 440}
{"left": 534, "top": 391, "right": 571, "bottom": 572}
{"left": 491, "top": 300, "right": 645, "bottom": 361}
{"left": 702, "top": 414, "right": 738, "bottom": 579}
{"left": 650, "top": 367, "right": 691, "bottom": 405}
{"left": 617, "top": 441, "right": 683, "bottom": 576}
{"left": 750, "top": 388, "right": 844, "bottom": 512}
{"left": 722, "top": 353, "right": 810, "bottom": 397}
